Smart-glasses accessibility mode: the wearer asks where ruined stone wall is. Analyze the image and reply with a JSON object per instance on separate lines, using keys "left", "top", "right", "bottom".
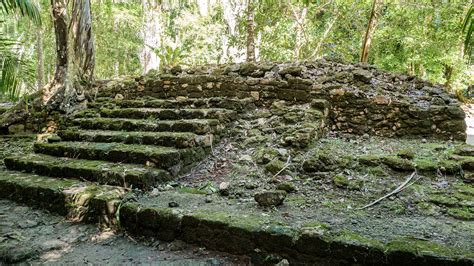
{"left": 98, "top": 59, "right": 466, "bottom": 141}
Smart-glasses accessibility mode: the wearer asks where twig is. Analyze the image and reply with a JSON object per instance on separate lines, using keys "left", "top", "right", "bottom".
{"left": 357, "top": 171, "right": 418, "bottom": 210}
{"left": 210, "top": 134, "right": 214, "bottom": 156}
{"left": 272, "top": 155, "right": 291, "bottom": 179}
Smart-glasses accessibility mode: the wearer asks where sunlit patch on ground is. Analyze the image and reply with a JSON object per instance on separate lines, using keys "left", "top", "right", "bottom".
{"left": 462, "top": 104, "right": 474, "bottom": 145}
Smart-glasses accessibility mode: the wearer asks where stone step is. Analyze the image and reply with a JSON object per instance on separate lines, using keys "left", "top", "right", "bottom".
{"left": 119, "top": 192, "right": 474, "bottom": 266}
{"left": 99, "top": 108, "right": 237, "bottom": 121}
{"left": 33, "top": 141, "right": 207, "bottom": 174}
{"left": 91, "top": 97, "right": 255, "bottom": 112}
{"left": 58, "top": 129, "right": 213, "bottom": 149}
{"left": 4, "top": 154, "right": 170, "bottom": 189}
{"left": 73, "top": 118, "right": 224, "bottom": 135}
{"left": 0, "top": 170, "right": 125, "bottom": 226}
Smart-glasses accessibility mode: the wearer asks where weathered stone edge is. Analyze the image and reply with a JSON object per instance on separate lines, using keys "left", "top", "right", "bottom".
{"left": 119, "top": 203, "right": 474, "bottom": 265}
{"left": 0, "top": 173, "right": 125, "bottom": 227}
{"left": 3, "top": 155, "right": 171, "bottom": 189}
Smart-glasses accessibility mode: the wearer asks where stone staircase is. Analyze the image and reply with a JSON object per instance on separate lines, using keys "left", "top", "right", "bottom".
{"left": 0, "top": 95, "right": 254, "bottom": 225}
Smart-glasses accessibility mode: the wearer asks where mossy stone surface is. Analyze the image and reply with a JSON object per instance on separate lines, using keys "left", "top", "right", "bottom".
{"left": 332, "top": 175, "right": 349, "bottom": 188}
{"left": 74, "top": 117, "right": 222, "bottom": 134}
{"left": 382, "top": 156, "right": 414, "bottom": 171}
{"left": 265, "top": 159, "right": 286, "bottom": 174}
{"left": 58, "top": 129, "right": 209, "bottom": 148}
{"left": 5, "top": 153, "right": 171, "bottom": 189}
{"left": 447, "top": 207, "right": 474, "bottom": 220}
{"left": 428, "top": 194, "right": 458, "bottom": 206}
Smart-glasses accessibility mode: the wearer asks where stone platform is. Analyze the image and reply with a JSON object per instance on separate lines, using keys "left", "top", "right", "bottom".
{"left": 0, "top": 60, "right": 471, "bottom": 264}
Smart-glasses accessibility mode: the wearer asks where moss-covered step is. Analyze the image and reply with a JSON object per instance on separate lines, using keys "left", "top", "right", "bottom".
{"left": 0, "top": 170, "right": 125, "bottom": 226}
{"left": 90, "top": 97, "right": 255, "bottom": 112}
{"left": 4, "top": 153, "right": 170, "bottom": 189}
{"left": 33, "top": 141, "right": 207, "bottom": 173}
{"left": 119, "top": 200, "right": 474, "bottom": 265}
{"left": 99, "top": 107, "right": 237, "bottom": 121}
{"left": 73, "top": 117, "right": 224, "bottom": 135}
{"left": 58, "top": 129, "right": 213, "bottom": 148}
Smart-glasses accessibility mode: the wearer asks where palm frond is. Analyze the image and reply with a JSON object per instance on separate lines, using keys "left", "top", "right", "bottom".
{"left": 0, "top": 38, "right": 35, "bottom": 101}
{"left": 0, "top": 0, "right": 41, "bottom": 25}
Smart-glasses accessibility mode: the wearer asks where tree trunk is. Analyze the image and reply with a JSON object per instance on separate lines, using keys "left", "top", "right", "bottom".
{"left": 312, "top": 14, "right": 338, "bottom": 59}
{"left": 360, "top": 0, "right": 383, "bottom": 63}
{"left": 291, "top": 4, "right": 308, "bottom": 61}
{"left": 36, "top": 28, "right": 45, "bottom": 90}
{"left": 140, "top": 0, "right": 161, "bottom": 74}
{"left": 0, "top": 0, "right": 95, "bottom": 130}
{"left": 51, "top": 0, "right": 68, "bottom": 85}
{"left": 46, "top": 0, "right": 95, "bottom": 112}
{"left": 443, "top": 64, "right": 454, "bottom": 91}
{"left": 71, "top": 0, "right": 95, "bottom": 84}
{"left": 246, "top": 0, "right": 256, "bottom": 62}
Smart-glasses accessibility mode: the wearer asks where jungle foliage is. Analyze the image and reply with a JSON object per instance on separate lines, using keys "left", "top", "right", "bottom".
{"left": 0, "top": 0, "right": 472, "bottom": 101}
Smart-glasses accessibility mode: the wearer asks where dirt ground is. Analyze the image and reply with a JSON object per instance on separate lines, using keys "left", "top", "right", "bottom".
{"left": 0, "top": 198, "right": 248, "bottom": 264}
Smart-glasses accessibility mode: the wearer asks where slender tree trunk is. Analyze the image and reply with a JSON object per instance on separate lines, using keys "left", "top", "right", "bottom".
{"left": 360, "top": 0, "right": 383, "bottom": 63}
{"left": 246, "top": 0, "right": 256, "bottom": 62}
{"left": 292, "top": 5, "right": 308, "bottom": 60}
{"left": 312, "top": 9, "right": 339, "bottom": 59}
{"left": 113, "top": 16, "right": 120, "bottom": 77}
{"left": 221, "top": 0, "right": 245, "bottom": 62}
{"left": 36, "top": 27, "right": 45, "bottom": 90}
{"left": 443, "top": 64, "right": 454, "bottom": 90}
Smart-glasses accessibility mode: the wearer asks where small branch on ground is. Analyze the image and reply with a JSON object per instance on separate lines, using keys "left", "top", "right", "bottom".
{"left": 357, "top": 171, "right": 419, "bottom": 210}
{"left": 272, "top": 155, "right": 291, "bottom": 179}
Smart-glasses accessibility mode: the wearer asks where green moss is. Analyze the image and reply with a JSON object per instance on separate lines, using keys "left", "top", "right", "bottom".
{"left": 285, "top": 196, "right": 308, "bottom": 206}
{"left": 382, "top": 156, "right": 414, "bottom": 171}
{"left": 33, "top": 141, "right": 187, "bottom": 168}
{"left": 397, "top": 149, "right": 415, "bottom": 160}
{"left": 447, "top": 207, "right": 474, "bottom": 220}
{"left": 73, "top": 117, "right": 220, "bottom": 134}
{"left": 382, "top": 201, "right": 406, "bottom": 214}
{"left": 58, "top": 129, "right": 201, "bottom": 148}
{"left": 303, "top": 150, "right": 354, "bottom": 172}
{"left": 192, "top": 210, "right": 264, "bottom": 232}
{"left": 301, "top": 221, "right": 330, "bottom": 230}
{"left": 438, "top": 160, "right": 462, "bottom": 174}
{"left": 427, "top": 194, "right": 458, "bottom": 206}
{"left": 416, "top": 202, "right": 441, "bottom": 216}
{"left": 5, "top": 153, "right": 170, "bottom": 188}
{"left": 358, "top": 155, "right": 383, "bottom": 166}
{"left": 386, "top": 237, "right": 461, "bottom": 257}
{"left": 366, "top": 166, "right": 388, "bottom": 176}
{"left": 265, "top": 159, "right": 286, "bottom": 175}
{"left": 333, "top": 230, "right": 384, "bottom": 250}
{"left": 413, "top": 158, "right": 438, "bottom": 172}
{"left": 47, "top": 135, "right": 62, "bottom": 143}
{"left": 179, "top": 187, "right": 208, "bottom": 195}
{"left": 453, "top": 192, "right": 473, "bottom": 201}
{"left": 333, "top": 175, "right": 349, "bottom": 188}
{"left": 454, "top": 183, "right": 474, "bottom": 196}
{"left": 276, "top": 182, "right": 295, "bottom": 193}
{"left": 453, "top": 145, "right": 474, "bottom": 157}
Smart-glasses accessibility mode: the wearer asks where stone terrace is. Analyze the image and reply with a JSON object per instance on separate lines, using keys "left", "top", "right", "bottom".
{"left": 0, "top": 59, "right": 472, "bottom": 265}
